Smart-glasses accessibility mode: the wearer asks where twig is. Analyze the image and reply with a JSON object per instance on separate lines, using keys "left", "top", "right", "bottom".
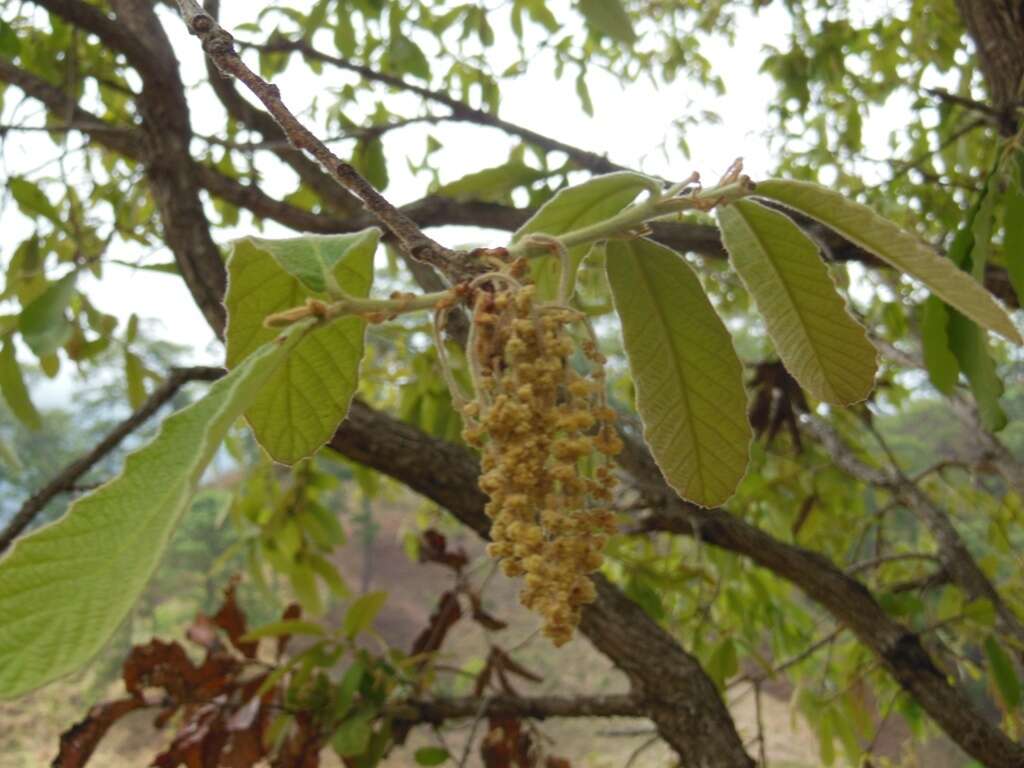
{"left": 0, "top": 365, "right": 224, "bottom": 555}
{"left": 391, "top": 693, "right": 644, "bottom": 722}
{"left": 243, "top": 37, "right": 625, "bottom": 176}
{"left": 171, "top": 0, "right": 478, "bottom": 281}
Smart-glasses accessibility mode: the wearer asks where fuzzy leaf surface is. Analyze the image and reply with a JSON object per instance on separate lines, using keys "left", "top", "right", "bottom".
{"left": 717, "top": 199, "right": 876, "bottom": 405}
{"left": 755, "top": 179, "right": 1021, "bottom": 344}
{"left": 225, "top": 231, "right": 377, "bottom": 464}
{"left": 607, "top": 238, "right": 750, "bottom": 506}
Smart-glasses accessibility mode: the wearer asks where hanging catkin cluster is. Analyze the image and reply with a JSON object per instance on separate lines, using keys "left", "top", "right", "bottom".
{"left": 460, "top": 277, "right": 622, "bottom": 645}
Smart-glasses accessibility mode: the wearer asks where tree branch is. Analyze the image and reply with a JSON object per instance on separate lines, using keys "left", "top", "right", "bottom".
{"left": 0, "top": 366, "right": 225, "bottom": 556}
{"left": 802, "top": 414, "right": 1024, "bottom": 656}
{"left": 390, "top": 694, "right": 644, "bottom": 723}
{"left": 953, "top": 0, "right": 1024, "bottom": 135}
{"left": 199, "top": 0, "right": 361, "bottom": 217}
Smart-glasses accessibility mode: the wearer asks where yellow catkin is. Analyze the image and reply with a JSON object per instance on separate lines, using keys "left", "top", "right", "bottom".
{"left": 460, "top": 282, "right": 620, "bottom": 646}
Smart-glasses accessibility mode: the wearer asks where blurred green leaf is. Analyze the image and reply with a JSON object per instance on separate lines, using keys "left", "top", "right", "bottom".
{"left": 0, "top": 341, "right": 41, "bottom": 430}
{"left": 344, "top": 590, "right": 388, "bottom": 637}
{"left": 578, "top": 0, "right": 636, "bottom": 44}
{"left": 19, "top": 271, "right": 76, "bottom": 358}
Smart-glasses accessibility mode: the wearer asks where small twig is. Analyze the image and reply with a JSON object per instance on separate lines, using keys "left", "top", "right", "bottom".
{"left": 0, "top": 365, "right": 225, "bottom": 555}
{"left": 754, "top": 681, "right": 768, "bottom": 768}
{"left": 241, "top": 37, "right": 626, "bottom": 176}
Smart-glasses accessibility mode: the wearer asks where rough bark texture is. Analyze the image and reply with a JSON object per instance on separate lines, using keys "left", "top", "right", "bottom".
{"left": 955, "top": 0, "right": 1024, "bottom": 134}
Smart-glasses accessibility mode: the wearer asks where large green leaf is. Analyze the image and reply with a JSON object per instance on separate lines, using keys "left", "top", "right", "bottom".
{"left": 606, "top": 238, "right": 751, "bottom": 507}
{"left": 513, "top": 172, "right": 653, "bottom": 301}
{"left": 19, "top": 271, "right": 76, "bottom": 358}
{"left": 754, "top": 179, "right": 1021, "bottom": 344}
{"left": 225, "top": 231, "right": 377, "bottom": 464}
{"left": 717, "top": 200, "right": 876, "bottom": 405}
{"left": 0, "top": 340, "right": 41, "bottom": 430}
{"left": 0, "top": 326, "right": 306, "bottom": 699}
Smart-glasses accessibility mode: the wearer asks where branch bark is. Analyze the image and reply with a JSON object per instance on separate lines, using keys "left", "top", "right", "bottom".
{"left": 954, "top": 0, "right": 1024, "bottom": 134}
{"left": 390, "top": 694, "right": 644, "bottom": 722}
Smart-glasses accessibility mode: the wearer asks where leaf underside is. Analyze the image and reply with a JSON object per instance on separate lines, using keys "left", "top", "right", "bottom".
{"left": 606, "top": 238, "right": 751, "bottom": 507}
{"left": 754, "top": 179, "right": 1021, "bottom": 344}
{"left": 717, "top": 199, "right": 876, "bottom": 405}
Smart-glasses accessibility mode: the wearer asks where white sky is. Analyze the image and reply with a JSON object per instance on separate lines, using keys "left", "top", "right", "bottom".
{"left": 0, "top": 1, "right": 916, "bottom": 405}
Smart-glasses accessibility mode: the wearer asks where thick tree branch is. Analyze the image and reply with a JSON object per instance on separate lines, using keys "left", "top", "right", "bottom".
{"left": 0, "top": 366, "right": 224, "bottom": 556}
{"left": 111, "top": 0, "right": 229, "bottom": 336}
{"left": 953, "top": 0, "right": 1024, "bottom": 135}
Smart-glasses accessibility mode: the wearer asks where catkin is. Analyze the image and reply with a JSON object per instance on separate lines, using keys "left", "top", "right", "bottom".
{"left": 461, "top": 282, "right": 621, "bottom": 645}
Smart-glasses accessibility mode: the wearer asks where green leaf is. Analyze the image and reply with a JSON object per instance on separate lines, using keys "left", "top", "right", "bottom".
{"left": 948, "top": 313, "right": 1006, "bottom": 430}
{"left": 241, "top": 619, "right": 327, "bottom": 641}
{"left": 754, "top": 179, "right": 1022, "bottom": 344}
{"left": 0, "top": 20, "right": 19, "bottom": 57}
{"left": 922, "top": 181, "right": 1007, "bottom": 428}
{"left": 8, "top": 178, "right": 60, "bottom": 224}
{"left": 606, "top": 238, "right": 751, "bottom": 507}
{"left": 331, "top": 710, "right": 374, "bottom": 757}
{"left": 707, "top": 638, "right": 738, "bottom": 688}
{"left": 1003, "top": 186, "right": 1024, "bottom": 307}
{"left": 514, "top": 172, "right": 653, "bottom": 301}
{"left": 578, "top": 0, "right": 636, "bottom": 44}
{"left": 984, "top": 636, "right": 1021, "bottom": 710}
{"left": 717, "top": 200, "right": 876, "bottom": 405}
{"left": 290, "top": 564, "right": 324, "bottom": 617}
{"left": 415, "top": 746, "right": 451, "bottom": 765}
{"left": 124, "top": 350, "right": 147, "bottom": 409}
{"left": 225, "top": 231, "right": 377, "bottom": 464}
{"left": 352, "top": 137, "right": 389, "bottom": 190}
{"left": 19, "top": 272, "right": 77, "bottom": 358}
{"left": 333, "top": 661, "right": 365, "bottom": 719}
{"left": 0, "top": 341, "right": 41, "bottom": 430}
{"left": 0, "top": 438, "right": 21, "bottom": 474}
{"left": 386, "top": 35, "right": 431, "bottom": 80}
{"left": 344, "top": 590, "right": 388, "bottom": 637}
{"left": 0, "top": 325, "right": 307, "bottom": 699}
{"left": 436, "top": 161, "right": 548, "bottom": 204}
{"left": 921, "top": 298, "right": 959, "bottom": 395}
